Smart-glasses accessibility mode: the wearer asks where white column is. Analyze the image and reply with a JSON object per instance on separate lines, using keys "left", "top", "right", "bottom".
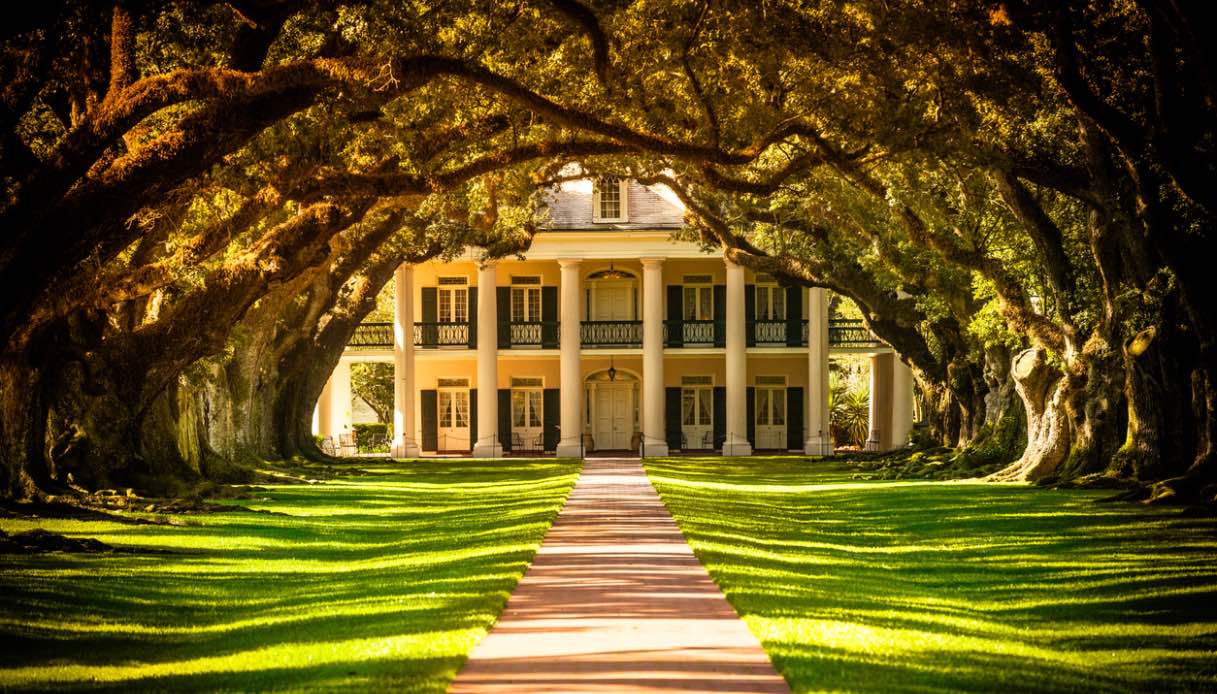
{"left": 723, "top": 259, "right": 752, "bottom": 456}
{"left": 316, "top": 376, "right": 333, "bottom": 440}
{"left": 890, "top": 356, "right": 914, "bottom": 449}
{"left": 866, "top": 352, "right": 893, "bottom": 451}
{"left": 328, "top": 359, "right": 352, "bottom": 442}
{"left": 805, "top": 287, "right": 833, "bottom": 455}
{"left": 641, "top": 258, "right": 668, "bottom": 456}
{"left": 557, "top": 259, "right": 584, "bottom": 458}
{"left": 472, "top": 261, "right": 503, "bottom": 458}
{"left": 392, "top": 264, "right": 420, "bottom": 458}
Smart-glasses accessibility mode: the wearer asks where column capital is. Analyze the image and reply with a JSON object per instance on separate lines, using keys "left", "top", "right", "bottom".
{"left": 477, "top": 259, "right": 498, "bottom": 270}
{"left": 640, "top": 257, "right": 665, "bottom": 269}
{"left": 558, "top": 258, "right": 582, "bottom": 269}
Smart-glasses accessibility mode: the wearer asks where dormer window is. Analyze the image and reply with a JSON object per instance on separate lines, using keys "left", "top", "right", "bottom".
{"left": 592, "top": 177, "right": 628, "bottom": 223}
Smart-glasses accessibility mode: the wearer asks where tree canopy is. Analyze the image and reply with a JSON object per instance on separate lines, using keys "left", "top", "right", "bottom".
{"left": 1, "top": 0, "right": 1212, "bottom": 503}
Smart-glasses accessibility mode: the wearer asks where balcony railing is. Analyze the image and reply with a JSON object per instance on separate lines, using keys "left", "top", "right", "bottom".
{"left": 664, "top": 319, "right": 717, "bottom": 345}
{"left": 350, "top": 317, "right": 883, "bottom": 351}
{"left": 415, "top": 321, "right": 470, "bottom": 348}
{"left": 581, "top": 320, "right": 642, "bottom": 347}
{"left": 501, "top": 320, "right": 559, "bottom": 348}
{"left": 829, "top": 318, "right": 882, "bottom": 347}
{"left": 752, "top": 320, "right": 790, "bottom": 345}
{"left": 349, "top": 322, "right": 393, "bottom": 349}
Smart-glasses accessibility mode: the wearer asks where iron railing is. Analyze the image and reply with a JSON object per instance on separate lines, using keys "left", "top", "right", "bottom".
{"left": 663, "top": 319, "right": 717, "bottom": 345}
{"left": 350, "top": 317, "right": 881, "bottom": 350}
{"left": 581, "top": 320, "right": 642, "bottom": 347}
{"left": 829, "top": 318, "right": 882, "bottom": 347}
{"left": 348, "top": 322, "right": 393, "bottom": 349}
{"left": 752, "top": 320, "right": 789, "bottom": 345}
{"left": 415, "top": 321, "right": 470, "bottom": 348}
{"left": 502, "top": 320, "right": 559, "bottom": 347}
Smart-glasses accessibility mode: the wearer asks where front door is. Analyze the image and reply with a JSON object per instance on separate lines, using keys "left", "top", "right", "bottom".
{"left": 593, "top": 384, "right": 633, "bottom": 450}
{"left": 437, "top": 389, "right": 471, "bottom": 452}
{"left": 755, "top": 387, "right": 787, "bottom": 450}
{"left": 682, "top": 386, "right": 713, "bottom": 449}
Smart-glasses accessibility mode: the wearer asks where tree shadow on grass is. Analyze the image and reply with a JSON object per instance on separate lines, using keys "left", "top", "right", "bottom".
{"left": 0, "top": 459, "right": 580, "bottom": 691}
{"left": 645, "top": 456, "right": 1217, "bottom": 693}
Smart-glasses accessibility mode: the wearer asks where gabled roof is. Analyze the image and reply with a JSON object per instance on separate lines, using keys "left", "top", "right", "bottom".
{"left": 539, "top": 179, "right": 685, "bottom": 231}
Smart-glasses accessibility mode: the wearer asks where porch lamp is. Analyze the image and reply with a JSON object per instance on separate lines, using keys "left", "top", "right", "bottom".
{"left": 608, "top": 355, "right": 617, "bottom": 381}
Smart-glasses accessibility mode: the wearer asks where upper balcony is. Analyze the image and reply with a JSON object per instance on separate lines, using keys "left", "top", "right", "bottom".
{"left": 347, "top": 318, "right": 882, "bottom": 350}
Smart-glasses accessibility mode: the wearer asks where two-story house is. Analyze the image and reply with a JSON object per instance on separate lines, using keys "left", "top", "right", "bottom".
{"left": 317, "top": 178, "right": 915, "bottom": 457}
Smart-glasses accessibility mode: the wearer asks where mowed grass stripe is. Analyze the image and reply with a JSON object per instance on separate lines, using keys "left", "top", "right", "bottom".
{"left": 645, "top": 456, "right": 1217, "bottom": 693}
{"left": 0, "top": 459, "right": 580, "bottom": 692}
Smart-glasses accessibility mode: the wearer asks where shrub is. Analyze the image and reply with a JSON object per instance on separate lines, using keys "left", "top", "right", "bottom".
{"left": 830, "top": 384, "right": 871, "bottom": 447}
{"left": 353, "top": 423, "right": 391, "bottom": 453}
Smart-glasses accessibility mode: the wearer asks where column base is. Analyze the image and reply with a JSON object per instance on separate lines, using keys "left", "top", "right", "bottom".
{"left": 640, "top": 440, "right": 668, "bottom": 458}
{"left": 804, "top": 436, "right": 834, "bottom": 456}
{"left": 392, "top": 439, "right": 421, "bottom": 459}
{"left": 721, "top": 438, "right": 752, "bottom": 457}
{"left": 555, "top": 440, "right": 584, "bottom": 458}
{"left": 471, "top": 441, "right": 504, "bottom": 458}
{"left": 865, "top": 430, "right": 881, "bottom": 452}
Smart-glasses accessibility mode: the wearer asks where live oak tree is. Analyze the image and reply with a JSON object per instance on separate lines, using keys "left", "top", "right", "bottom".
{"left": 1, "top": 0, "right": 1213, "bottom": 503}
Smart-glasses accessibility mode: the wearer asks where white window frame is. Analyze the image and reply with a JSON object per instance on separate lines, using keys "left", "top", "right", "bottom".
{"left": 436, "top": 276, "right": 469, "bottom": 324}
{"left": 510, "top": 277, "right": 542, "bottom": 323}
{"left": 683, "top": 282, "right": 714, "bottom": 321}
{"left": 756, "top": 283, "right": 786, "bottom": 321}
{"left": 592, "top": 178, "right": 629, "bottom": 223}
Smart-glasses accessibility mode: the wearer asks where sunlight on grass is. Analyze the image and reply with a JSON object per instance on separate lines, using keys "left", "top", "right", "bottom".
{"left": 1, "top": 459, "right": 579, "bottom": 692}
{"left": 646, "top": 457, "right": 1217, "bottom": 693}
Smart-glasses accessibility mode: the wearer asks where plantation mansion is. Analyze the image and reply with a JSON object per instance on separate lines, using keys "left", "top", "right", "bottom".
{"left": 315, "top": 178, "right": 914, "bottom": 457}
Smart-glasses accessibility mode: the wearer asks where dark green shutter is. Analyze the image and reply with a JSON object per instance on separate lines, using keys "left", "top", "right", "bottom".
{"left": 786, "top": 286, "right": 803, "bottom": 346}
{"left": 745, "top": 283, "right": 756, "bottom": 347}
{"left": 713, "top": 386, "right": 726, "bottom": 449}
{"left": 421, "top": 287, "right": 437, "bottom": 347}
{"left": 498, "top": 389, "right": 512, "bottom": 451}
{"left": 787, "top": 387, "right": 804, "bottom": 451}
{"left": 666, "top": 285, "right": 683, "bottom": 347}
{"left": 497, "top": 287, "right": 511, "bottom": 348}
{"left": 665, "top": 387, "right": 682, "bottom": 449}
{"left": 713, "top": 285, "right": 726, "bottom": 347}
{"left": 541, "top": 286, "right": 559, "bottom": 348}
{"left": 469, "top": 388, "right": 477, "bottom": 449}
{"left": 420, "top": 390, "right": 437, "bottom": 451}
{"left": 543, "top": 388, "right": 560, "bottom": 450}
{"left": 467, "top": 288, "right": 478, "bottom": 348}
{"left": 746, "top": 386, "right": 756, "bottom": 449}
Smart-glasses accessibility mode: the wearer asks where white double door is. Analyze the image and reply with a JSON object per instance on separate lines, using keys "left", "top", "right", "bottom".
{"left": 592, "top": 383, "right": 634, "bottom": 450}
{"left": 437, "top": 389, "right": 471, "bottom": 451}
{"left": 682, "top": 387, "right": 713, "bottom": 449}
{"left": 755, "top": 387, "right": 787, "bottom": 450}
{"left": 592, "top": 282, "right": 634, "bottom": 320}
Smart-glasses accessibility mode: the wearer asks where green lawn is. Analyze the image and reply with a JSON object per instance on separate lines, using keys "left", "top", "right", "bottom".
{"left": 0, "top": 458, "right": 580, "bottom": 692}
{"left": 645, "top": 456, "right": 1217, "bottom": 693}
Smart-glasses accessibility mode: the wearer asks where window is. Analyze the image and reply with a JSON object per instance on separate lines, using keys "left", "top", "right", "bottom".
{"left": 756, "top": 376, "right": 786, "bottom": 428}
{"left": 681, "top": 388, "right": 712, "bottom": 426}
{"left": 437, "top": 277, "right": 467, "bottom": 323}
{"left": 683, "top": 284, "right": 713, "bottom": 321}
{"left": 511, "top": 286, "right": 541, "bottom": 322}
{"left": 756, "top": 284, "right": 785, "bottom": 320}
{"left": 511, "top": 390, "right": 543, "bottom": 428}
{"left": 592, "top": 177, "right": 628, "bottom": 222}
{"left": 438, "top": 390, "right": 470, "bottom": 428}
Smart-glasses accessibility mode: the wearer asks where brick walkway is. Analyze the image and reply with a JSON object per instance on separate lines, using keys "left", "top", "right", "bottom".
{"left": 450, "top": 458, "right": 788, "bottom": 693}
